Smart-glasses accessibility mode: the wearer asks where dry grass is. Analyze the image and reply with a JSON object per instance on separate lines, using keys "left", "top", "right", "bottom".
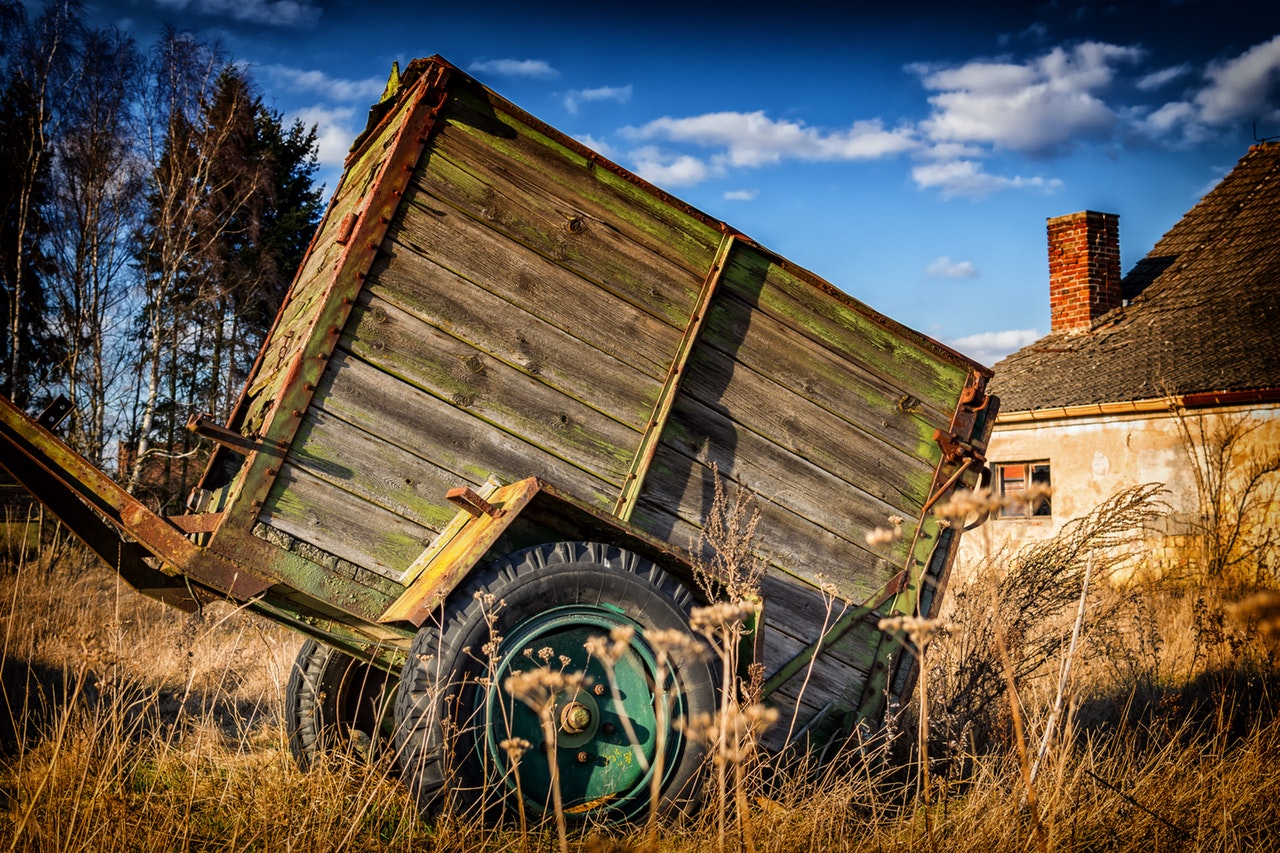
{"left": 2, "top": 494, "right": 1279, "bottom": 851}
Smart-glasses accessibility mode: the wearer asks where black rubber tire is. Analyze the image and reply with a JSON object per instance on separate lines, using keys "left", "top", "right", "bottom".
{"left": 394, "top": 540, "right": 717, "bottom": 822}
{"left": 285, "top": 638, "right": 396, "bottom": 771}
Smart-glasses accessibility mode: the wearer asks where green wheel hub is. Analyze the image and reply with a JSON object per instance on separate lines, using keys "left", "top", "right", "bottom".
{"left": 483, "top": 605, "right": 687, "bottom": 818}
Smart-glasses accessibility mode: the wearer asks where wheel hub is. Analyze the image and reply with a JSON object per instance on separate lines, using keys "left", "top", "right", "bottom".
{"left": 482, "top": 605, "right": 688, "bottom": 820}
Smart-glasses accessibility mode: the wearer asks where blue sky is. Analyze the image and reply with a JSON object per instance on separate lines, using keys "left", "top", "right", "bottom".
{"left": 80, "top": 0, "right": 1280, "bottom": 365}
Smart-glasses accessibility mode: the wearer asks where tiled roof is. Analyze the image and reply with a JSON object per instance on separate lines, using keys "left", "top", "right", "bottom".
{"left": 989, "top": 142, "right": 1280, "bottom": 412}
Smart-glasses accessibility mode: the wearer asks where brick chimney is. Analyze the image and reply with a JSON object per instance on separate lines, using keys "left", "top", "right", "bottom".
{"left": 1047, "top": 210, "right": 1120, "bottom": 334}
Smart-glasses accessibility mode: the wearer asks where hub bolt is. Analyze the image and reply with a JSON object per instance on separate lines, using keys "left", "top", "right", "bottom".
{"left": 560, "top": 701, "right": 592, "bottom": 734}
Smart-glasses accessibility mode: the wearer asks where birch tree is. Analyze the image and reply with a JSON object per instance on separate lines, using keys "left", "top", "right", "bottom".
{"left": 44, "top": 25, "right": 144, "bottom": 464}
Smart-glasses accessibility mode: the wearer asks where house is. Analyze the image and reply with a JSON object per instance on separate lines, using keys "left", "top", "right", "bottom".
{"left": 961, "top": 142, "right": 1280, "bottom": 583}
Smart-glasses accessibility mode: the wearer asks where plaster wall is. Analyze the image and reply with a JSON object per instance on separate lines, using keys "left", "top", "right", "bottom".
{"left": 954, "top": 402, "right": 1280, "bottom": 579}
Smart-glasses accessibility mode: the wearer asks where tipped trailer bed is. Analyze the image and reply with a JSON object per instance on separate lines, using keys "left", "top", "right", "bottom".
{"left": 0, "top": 55, "right": 995, "bottom": 820}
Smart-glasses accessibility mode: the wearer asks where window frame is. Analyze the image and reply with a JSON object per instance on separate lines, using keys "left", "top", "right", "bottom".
{"left": 994, "top": 460, "right": 1051, "bottom": 519}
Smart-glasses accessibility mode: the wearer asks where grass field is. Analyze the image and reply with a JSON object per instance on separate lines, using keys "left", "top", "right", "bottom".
{"left": 1, "top": 488, "right": 1277, "bottom": 852}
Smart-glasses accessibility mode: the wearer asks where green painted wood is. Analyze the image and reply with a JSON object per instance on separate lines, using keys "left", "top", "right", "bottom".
{"left": 338, "top": 293, "right": 641, "bottom": 483}
{"left": 284, "top": 406, "right": 460, "bottom": 532}
{"left": 367, "top": 232, "right": 665, "bottom": 426}
{"left": 668, "top": 346, "right": 935, "bottom": 514}
{"left": 723, "top": 246, "right": 972, "bottom": 415}
{"left": 381, "top": 194, "right": 681, "bottom": 377}
{"left": 260, "top": 462, "right": 435, "bottom": 578}
{"left": 630, "top": 449, "right": 897, "bottom": 605}
{"left": 700, "top": 277, "right": 954, "bottom": 461}
{"left": 310, "top": 350, "right": 619, "bottom": 510}
{"left": 410, "top": 146, "right": 704, "bottom": 333}
{"left": 438, "top": 78, "right": 723, "bottom": 280}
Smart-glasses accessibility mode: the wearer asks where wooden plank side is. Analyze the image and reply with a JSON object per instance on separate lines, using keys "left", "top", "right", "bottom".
{"left": 260, "top": 463, "right": 435, "bottom": 578}
{"left": 759, "top": 624, "right": 868, "bottom": 708}
{"left": 703, "top": 267, "right": 954, "bottom": 460}
{"left": 726, "top": 247, "right": 973, "bottom": 416}
{"left": 413, "top": 138, "right": 703, "bottom": 332}
{"left": 382, "top": 192, "right": 684, "bottom": 378}
{"left": 673, "top": 344, "right": 938, "bottom": 516}
{"left": 656, "top": 391, "right": 918, "bottom": 556}
{"left": 311, "top": 351, "right": 620, "bottom": 510}
{"left": 367, "top": 231, "right": 665, "bottom": 428}
{"left": 282, "top": 407, "right": 460, "bottom": 533}
{"left": 338, "top": 292, "right": 641, "bottom": 485}
{"left": 439, "top": 78, "right": 723, "bottom": 283}
{"left": 631, "top": 448, "right": 899, "bottom": 604}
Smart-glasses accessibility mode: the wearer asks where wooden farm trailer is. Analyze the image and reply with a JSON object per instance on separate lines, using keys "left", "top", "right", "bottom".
{"left": 0, "top": 56, "right": 996, "bottom": 820}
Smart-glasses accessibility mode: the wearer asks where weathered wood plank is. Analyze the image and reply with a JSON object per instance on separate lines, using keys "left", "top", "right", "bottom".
{"left": 260, "top": 463, "right": 435, "bottom": 578}
{"left": 671, "top": 344, "right": 936, "bottom": 516}
{"left": 285, "top": 407, "right": 460, "bottom": 533}
{"left": 439, "top": 79, "right": 722, "bottom": 279}
{"left": 366, "top": 241, "right": 663, "bottom": 431}
{"left": 388, "top": 181, "right": 685, "bottom": 378}
{"left": 412, "top": 144, "right": 703, "bottom": 331}
{"left": 630, "top": 451, "right": 902, "bottom": 605}
{"left": 649, "top": 389, "right": 919, "bottom": 570}
{"left": 725, "top": 246, "right": 972, "bottom": 415}
{"left": 340, "top": 293, "right": 642, "bottom": 485}
{"left": 703, "top": 267, "right": 954, "bottom": 459}
{"left": 311, "top": 350, "right": 620, "bottom": 511}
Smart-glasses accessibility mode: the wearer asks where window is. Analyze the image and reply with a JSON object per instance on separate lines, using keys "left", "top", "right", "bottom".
{"left": 996, "top": 461, "right": 1051, "bottom": 518}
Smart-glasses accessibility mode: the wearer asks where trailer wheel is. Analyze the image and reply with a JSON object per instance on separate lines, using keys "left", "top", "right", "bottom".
{"left": 285, "top": 638, "right": 396, "bottom": 771}
{"left": 394, "top": 540, "right": 715, "bottom": 822}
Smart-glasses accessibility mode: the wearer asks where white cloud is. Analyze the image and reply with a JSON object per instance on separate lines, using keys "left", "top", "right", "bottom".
{"left": 926, "top": 256, "right": 977, "bottom": 278}
{"left": 947, "top": 328, "right": 1040, "bottom": 366}
{"left": 911, "top": 158, "right": 1062, "bottom": 199}
{"left": 627, "top": 111, "right": 916, "bottom": 166}
{"left": 1136, "top": 64, "right": 1191, "bottom": 92}
{"left": 292, "top": 104, "right": 358, "bottom": 172}
{"left": 258, "top": 65, "right": 384, "bottom": 103}
{"left": 723, "top": 189, "right": 758, "bottom": 201}
{"left": 627, "top": 146, "right": 716, "bottom": 187}
{"left": 563, "top": 84, "right": 632, "bottom": 115}
{"left": 1194, "top": 34, "right": 1280, "bottom": 124}
{"left": 154, "top": 0, "right": 320, "bottom": 27}
{"left": 1141, "top": 35, "right": 1280, "bottom": 141}
{"left": 467, "top": 58, "right": 559, "bottom": 79}
{"left": 914, "top": 42, "right": 1142, "bottom": 153}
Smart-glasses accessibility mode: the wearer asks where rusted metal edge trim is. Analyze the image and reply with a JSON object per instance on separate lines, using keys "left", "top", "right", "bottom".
{"left": 219, "top": 65, "right": 452, "bottom": 538}
{"left": 759, "top": 571, "right": 905, "bottom": 699}
{"left": 0, "top": 397, "right": 273, "bottom": 602}
{"left": 613, "top": 233, "right": 737, "bottom": 520}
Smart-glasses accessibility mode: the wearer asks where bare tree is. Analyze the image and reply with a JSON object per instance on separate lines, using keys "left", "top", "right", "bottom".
{"left": 1171, "top": 403, "right": 1280, "bottom": 588}
{"left": 44, "top": 25, "right": 144, "bottom": 465}
{"left": 0, "top": 0, "right": 81, "bottom": 405}
{"left": 128, "top": 28, "right": 267, "bottom": 498}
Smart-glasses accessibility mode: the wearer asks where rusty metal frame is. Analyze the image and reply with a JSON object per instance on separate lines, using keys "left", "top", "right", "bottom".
{"left": 845, "top": 372, "right": 999, "bottom": 725}
{"left": 209, "top": 64, "right": 453, "bottom": 564}
{"left": 0, "top": 396, "right": 273, "bottom": 607}
{"left": 614, "top": 233, "right": 737, "bottom": 520}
